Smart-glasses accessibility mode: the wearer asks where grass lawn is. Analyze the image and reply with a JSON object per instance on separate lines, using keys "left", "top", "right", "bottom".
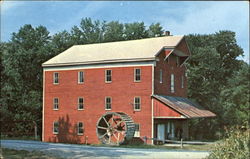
{"left": 0, "top": 135, "right": 40, "bottom": 141}
{"left": 92, "top": 142, "right": 215, "bottom": 151}
{"left": 0, "top": 148, "right": 61, "bottom": 159}
{"left": 165, "top": 144, "right": 215, "bottom": 151}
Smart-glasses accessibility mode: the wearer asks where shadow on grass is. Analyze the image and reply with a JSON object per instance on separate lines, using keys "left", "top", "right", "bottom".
{"left": 1, "top": 148, "right": 61, "bottom": 159}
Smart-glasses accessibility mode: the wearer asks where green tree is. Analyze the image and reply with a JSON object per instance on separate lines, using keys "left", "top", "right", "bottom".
{"left": 51, "top": 30, "right": 73, "bottom": 54}
{"left": 79, "top": 18, "right": 105, "bottom": 43}
{"left": 124, "top": 22, "right": 148, "bottom": 40}
{"left": 1, "top": 24, "right": 51, "bottom": 137}
{"left": 186, "top": 31, "right": 245, "bottom": 139}
{"left": 148, "top": 23, "right": 164, "bottom": 37}
{"left": 70, "top": 26, "right": 84, "bottom": 45}
{"left": 219, "top": 63, "right": 250, "bottom": 126}
{"left": 103, "top": 21, "right": 124, "bottom": 42}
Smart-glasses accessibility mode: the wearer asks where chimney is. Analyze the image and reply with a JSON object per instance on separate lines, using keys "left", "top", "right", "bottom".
{"left": 164, "top": 31, "right": 170, "bottom": 36}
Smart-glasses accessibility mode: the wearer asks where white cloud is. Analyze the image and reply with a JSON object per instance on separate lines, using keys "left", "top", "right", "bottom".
{"left": 0, "top": 1, "right": 25, "bottom": 13}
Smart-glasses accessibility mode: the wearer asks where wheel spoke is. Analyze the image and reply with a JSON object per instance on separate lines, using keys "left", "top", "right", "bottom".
{"left": 102, "top": 117, "right": 109, "bottom": 126}
{"left": 110, "top": 114, "right": 114, "bottom": 126}
{"left": 113, "top": 133, "right": 118, "bottom": 141}
{"left": 108, "top": 135, "right": 111, "bottom": 144}
{"left": 114, "top": 129, "right": 125, "bottom": 133}
{"left": 113, "top": 117, "right": 117, "bottom": 124}
{"left": 117, "top": 132, "right": 120, "bottom": 142}
{"left": 99, "top": 132, "right": 108, "bottom": 139}
{"left": 97, "top": 126, "right": 108, "bottom": 130}
{"left": 115, "top": 120, "right": 123, "bottom": 127}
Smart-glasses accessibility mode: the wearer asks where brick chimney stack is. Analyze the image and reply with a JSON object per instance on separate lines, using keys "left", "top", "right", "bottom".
{"left": 164, "top": 31, "right": 171, "bottom": 36}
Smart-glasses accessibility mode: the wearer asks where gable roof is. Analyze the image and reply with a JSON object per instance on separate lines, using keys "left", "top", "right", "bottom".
{"left": 152, "top": 95, "right": 216, "bottom": 118}
{"left": 42, "top": 35, "right": 184, "bottom": 67}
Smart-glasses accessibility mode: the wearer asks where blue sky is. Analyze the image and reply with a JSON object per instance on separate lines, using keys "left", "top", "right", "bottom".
{"left": 1, "top": 1, "right": 249, "bottom": 63}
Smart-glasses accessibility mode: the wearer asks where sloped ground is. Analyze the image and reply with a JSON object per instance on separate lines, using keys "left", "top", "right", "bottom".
{"left": 1, "top": 148, "right": 61, "bottom": 159}
{"left": 0, "top": 140, "right": 209, "bottom": 159}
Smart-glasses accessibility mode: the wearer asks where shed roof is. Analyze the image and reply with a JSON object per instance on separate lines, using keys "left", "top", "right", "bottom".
{"left": 152, "top": 95, "right": 216, "bottom": 118}
{"left": 42, "top": 35, "right": 184, "bottom": 67}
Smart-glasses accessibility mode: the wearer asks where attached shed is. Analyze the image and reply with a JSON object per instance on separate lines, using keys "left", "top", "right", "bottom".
{"left": 152, "top": 95, "right": 216, "bottom": 140}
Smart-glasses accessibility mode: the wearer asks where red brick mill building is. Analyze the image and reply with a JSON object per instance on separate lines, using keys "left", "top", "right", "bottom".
{"left": 42, "top": 35, "right": 215, "bottom": 145}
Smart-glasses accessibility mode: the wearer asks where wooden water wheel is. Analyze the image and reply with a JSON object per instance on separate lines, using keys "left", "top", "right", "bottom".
{"left": 96, "top": 112, "right": 135, "bottom": 145}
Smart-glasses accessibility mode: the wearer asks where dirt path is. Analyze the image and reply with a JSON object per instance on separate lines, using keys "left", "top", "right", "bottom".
{"left": 1, "top": 140, "right": 209, "bottom": 159}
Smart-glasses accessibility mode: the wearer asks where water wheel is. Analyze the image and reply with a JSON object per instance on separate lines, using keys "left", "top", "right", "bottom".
{"left": 96, "top": 112, "right": 135, "bottom": 145}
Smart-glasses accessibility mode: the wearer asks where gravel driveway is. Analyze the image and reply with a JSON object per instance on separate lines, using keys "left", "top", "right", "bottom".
{"left": 1, "top": 140, "right": 209, "bottom": 159}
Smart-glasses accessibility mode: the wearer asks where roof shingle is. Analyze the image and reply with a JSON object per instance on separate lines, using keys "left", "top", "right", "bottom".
{"left": 42, "top": 35, "right": 184, "bottom": 67}
{"left": 152, "top": 95, "right": 216, "bottom": 118}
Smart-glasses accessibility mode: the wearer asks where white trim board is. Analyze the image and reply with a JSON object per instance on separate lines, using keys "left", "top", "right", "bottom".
{"left": 43, "top": 61, "right": 155, "bottom": 71}
{"left": 42, "top": 70, "right": 45, "bottom": 141}
{"left": 154, "top": 116, "right": 186, "bottom": 119}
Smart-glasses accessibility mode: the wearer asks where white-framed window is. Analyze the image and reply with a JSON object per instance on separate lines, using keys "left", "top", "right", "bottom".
{"left": 159, "top": 69, "right": 163, "bottom": 83}
{"left": 134, "top": 68, "right": 141, "bottom": 82}
{"left": 53, "top": 72, "right": 59, "bottom": 84}
{"left": 176, "top": 56, "right": 180, "bottom": 66}
{"left": 166, "top": 56, "right": 170, "bottom": 64}
{"left": 105, "top": 70, "right": 112, "bottom": 83}
{"left": 170, "top": 74, "right": 175, "bottom": 93}
{"left": 77, "top": 122, "right": 84, "bottom": 135}
{"left": 134, "top": 123, "right": 140, "bottom": 137}
{"left": 78, "top": 97, "right": 84, "bottom": 110}
{"left": 53, "top": 121, "right": 59, "bottom": 134}
{"left": 105, "top": 97, "right": 112, "bottom": 110}
{"left": 181, "top": 75, "right": 184, "bottom": 88}
{"left": 134, "top": 97, "right": 141, "bottom": 111}
{"left": 78, "top": 71, "right": 84, "bottom": 83}
{"left": 53, "top": 98, "right": 59, "bottom": 110}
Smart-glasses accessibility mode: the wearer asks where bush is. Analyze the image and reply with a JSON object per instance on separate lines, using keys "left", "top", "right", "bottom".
{"left": 207, "top": 126, "right": 249, "bottom": 159}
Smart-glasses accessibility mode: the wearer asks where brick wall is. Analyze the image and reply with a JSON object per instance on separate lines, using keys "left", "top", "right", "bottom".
{"left": 153, "top": 38, "right": 190, "bottom": 97}
{"left": 154, "top": 49, "right": 187, "bottom": 97}
{"left": 43, "top": 65, "right": 153, "bottom": 144}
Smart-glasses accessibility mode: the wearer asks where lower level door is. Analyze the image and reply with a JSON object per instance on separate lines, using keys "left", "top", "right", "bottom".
{"left": 157, "top": 124, "right": 165, "bottom": 141}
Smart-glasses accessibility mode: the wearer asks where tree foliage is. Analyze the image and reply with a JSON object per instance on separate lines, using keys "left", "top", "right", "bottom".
{"left": 186, "top": 31, "right": 249, "bottom": 139}
{"left": 1, "top": 24, "right": 51, "bottom": 136}
{"left": 207, "top": 126, "right": 250, "bottom": 159}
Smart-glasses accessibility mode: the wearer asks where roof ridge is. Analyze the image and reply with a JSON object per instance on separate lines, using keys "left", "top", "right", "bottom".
{"left": 73, "top": 35, "right": 184, "bottom": 47}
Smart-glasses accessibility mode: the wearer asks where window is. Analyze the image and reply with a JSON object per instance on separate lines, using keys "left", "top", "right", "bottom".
{"left": 181, "top": 75, "right": 184, "bottom": 88}
{"left": 176, "top": 56, "right": 180, "bottom": 66}
{"left": 53, "top": 98, "right": 59, "bottom": 110}
{"left": 105, "top": 97, "right": 112, "bottom": 110}
{"left": 134, "top": 123, "right": 140, "bottom": 137}
{"left": 166, "top": 56, "right": 170, "bottom": 64}
{"left": 53, "top": 72, "right": 59, "bottom": 84}
{"left": 53, "top": 121, "right": 59, "bottom": 134}
{"left": 105, "top": 70, "right": 112, "bottom": 82}
{"left": 78, "top": 97, "right": 84, "bottom": 110}
{"left": 170, "top": 74, "right": 175, "bottom": 93}
{"left": 159, "top": 69, "right": 163, "bottom": 83}
{"left": 134, "top": 68, "right": 141, "bottom": 82}
{"left": 78, "top": 122, "right": 84, "bottom": 135}
{"left": 78, "top": 71, "right": 84, "bottom": 83}
{"left": 134, "top": 97, "right": 141, "bottom": 111}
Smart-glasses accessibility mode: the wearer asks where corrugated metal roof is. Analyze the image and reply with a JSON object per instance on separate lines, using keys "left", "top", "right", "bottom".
{"left": 42, "top": 35, "right": 184, "bottom": 67}
{"left": 152, "top": 95, "right": 216, "bottom": 118}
